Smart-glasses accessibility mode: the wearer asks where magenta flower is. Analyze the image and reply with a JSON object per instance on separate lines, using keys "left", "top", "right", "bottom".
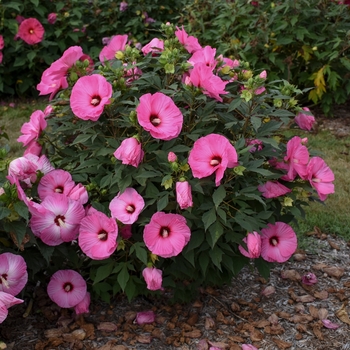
{"left": 258, "top": 181, "right": 291, "bottom": 198}
{"left": 188, "top": 63, "right": 228, "bottom": 102}
{"left": 120, "top": 224, "right": 132, "bottom": 239}
{"left": 30, "top": 193, "right": 85, "bottom": 246}
{"left": 17, "top": 110, "right": 47, "bottom": 147}
{"left": 47, "top": 13, "right": 57, "bottom": 24}
{"left": 99, "top": 34, "right": 128, "bottom": 63}
{"left": 141, "top": 38, "right": 164, "bottom": 55}
{"left": 283, "top": 136, "right": 309, "bottom": 180}
{"left": 109, "top": 187, "right": 145, "bottom": 224}
{"left": 78, "top": 211, "right": 118, "bottom": 260}
{"left": 136, "top": 310, "right": 155, "bottom": 325}
{"left": 301, "top": 272, "right": 317, "bottom": 285}
{"left": 114, "top": 137, "right": 144, "bottom": 167}
{"left": 305, "top": 157, "right": 335, "bottom": 201}
{"left": 168, "top": 152, "right": 177, "bottom": 162}
{"left": 322, "top": 319, "right": 341, "bottom": 329}
{"left": 188, "top": 46, "right": 217, "bottom": 69}
{"left": 246, "top": 139, "right": 263, "bottom": 153}
{"left": 47, "top": 270, "right": 87, "bottom": 308}
{"left": 136, "top": 92, "right": 183, "bottom": 141}
{"left": 70, "top": 74, "right": 112, "bottom": 121}
{"left": 175, "top": 26, "right": 202, "bottom": 53}
{"left": 120, "top": 1, "right": 128, "bottom": 11}
{"left": 18, "top": 18, "right": 45, "bottom": 45}
{"left": 261, "top": 222, "right": 297, "bottom": 263}
{"left": 295, "top": 107, "right": 316, "bottom": 131}
{"left": 143, "top": 212, "right": 191, "bottom": 258}
{"left": 74, "top": 291, "right": 90, "bottom": 315}
{"left": 242, "top": 345, "right": 258, "bottom": 350}
{"left": 0, "top": 35, "right": 4, "bottom": 50}
{"left": 44, "top": 105, "right": 54, "bottom": 116}
{"left": 176, "top": 181, "right": 193, "bottom": 209}
{"left": 142, "top": 267, "right": 163, "bottom": 291}
{"left": 238, "top": 232, "right": 261, "bottom": 258}
{"left": 0, "top": 292, "right": 24, "bottom": 324}
{"left": 0, "top": 253, "right": 28, "bottom": 296}
{"left": 188, "top": 134, "right": 238, "bottom": 186}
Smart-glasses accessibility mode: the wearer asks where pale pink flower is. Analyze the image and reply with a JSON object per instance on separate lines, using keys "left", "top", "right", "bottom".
{"left": 143, "top": 212, "right": 191, "bottom": 258}
{"left": 120, "top": 224, "right": 132, "bottom": 239}
{"left": 141, "top": 38, "right": 164, "bottom": 55}
{"left": 109, "top": 187, "right": 145, "bottom": 224}
{"left": 238, "top": 232, "right": 261, "bottom": 258}
{"left": 295, "top": 107, "right": 316, "bottom": 131}
{"left": 322, "top": 319, "right": 341, "bottom": 329}
{"left": 44, "top": 105, "right": 54, "bottom": 116}
{"left": 70, "top": 74, "right": 112, "bottom": 121}
{"left": 142, "top": 267, "right": 163, "bottom": 291}
{"left": 176, "top": 181, "right": 193, "bottom": 209}
{"left": 261, "top": 222, "right": 297, "bottom": 263}
{"left": 0, "top": 253, "right": 28, "bottom": 296}
{"left": 282, "top": 136, "right": 309, "bottom": 180}
{"left": 175, "top": 26, "right": 202, "bottom": 53}
{"left": 17, "top": 110, "right": 47, "bottom": 147}
{"left": 0, "top": 292, "right": 23, "bottom": 324}
{"left": 301, "top": 272, "right": 317, "bottom": 285}
{"left": 0, "top": 35, "right": 4, "bottom": 50}
{"left": 114, "top": 137, "right": 144, "bottom": 167}
{"left": 259, "top": 70, "right": 267, "bottom": 79}
{"left": 305, "top": 157, "right": 335, "bottom": 201}
{"left": 136, "top": 310, "right": 155, "bottom": 325}
{"left": 68, "top": 183, "right": 89, "bottom": 204}
{"left": 188, "top": 46, "right": 217, "bottom": 69}
{"left": 120, "top": 1, "right": 128, "bottom": 11}
{"left": 136, "top": 92, "right": 183, "bottom": 141}
{"left": 47, "top": 13, "right": 57, "bottom": 24}
{"left": 247, "top": 139, "right": 263, "bottom": 152}
{"left": 29, "top": 193, "right": 85, "bottom": 246}
{"left": 74, "top": 291, "right": 90, "bottom": 315}
{"left": 0, "top": 188, "right": 4, "bottom": 196}
{"left": 22, "top": 142, "right": 42, "bottom": 158}
{"left": 47, "top": 270, "right": 87, "bottom": 308}
{"left": 188, "top": 63, "right": 228, "bottom": 102}
{"left": 18, "top": 18, "right": 45, "bottom": 45}
{"left": 254, "top": 86, "right": 266, "bottom": 95}
{"left": 188, "top": 134, "right": 238, "bottom": 186}
{"left": 242, "top": 345, "right": 258, "bottom": 350}
{"left": 78, "top": 211, "right": 118, "bottom": 260}
{"left": 168, "top": 152, "right": 177, "bottom": 162}
{"left": 99, "top": 34, "right": 128, "bottom": 63}
{"left": 258, "top": 181, "right": 291, "bottom": 198}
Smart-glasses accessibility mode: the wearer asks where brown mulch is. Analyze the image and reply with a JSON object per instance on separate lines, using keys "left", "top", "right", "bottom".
{"left": 1, "top": 232, "right": 350, "bottom": 350}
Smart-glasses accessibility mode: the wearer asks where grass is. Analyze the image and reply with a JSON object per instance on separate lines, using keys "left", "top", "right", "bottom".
{"left": 1, "top": 101, "right": 350, "bottom": 242}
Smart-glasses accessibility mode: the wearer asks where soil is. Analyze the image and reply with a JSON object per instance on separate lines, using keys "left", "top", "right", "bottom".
{"left": 1, "top": 102, "right": 350, "bottom": 350}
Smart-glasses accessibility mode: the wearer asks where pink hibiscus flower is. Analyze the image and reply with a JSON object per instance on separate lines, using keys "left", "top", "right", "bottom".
{"left": 99, "top": 34, "right": 128, "bottom": 63}
{"left": 47, "top": 270, "right": 87, "bottom": 308}
{"left": 18, "top": 18, "right": 45, "bottom": 45}
{"left": 74, "top": 291, "right": 90, "bottom": 315}
{"left": 0, "top": 253, "right": 28, "bottom": 296}
{"left": 78, "top": 211, "right": 118, "bottom": 260}
{"left": 141, "top": 38, "right": 164, "bottom": 55}
{"left": 294, "top": 107, "right": 316, "bottom": 131}
{"left": 176, "top": 181, "right": 193, "bottom": 209}
{"left": 175, "top": 26, "right": 202, "bottom": 53}
{"left": 136, "top": 92, "right": 183, "bottom": 141}
{"left": 305, "top": 156, "right": 335, "bottom": 201}
{"left": 47, "top": 13, "right": 57, "bottom": 25}
{"left": 142, "top": 267, "right": 163, "bottom": 291}
{"left": 260, "top": 222, "right": 297, "bottom": 263}
{"left": 0, "top": 35, "right": 4, "bottom": 50}
{"left": 23, "top": 140, "right": 42, "bottom": 156}
{"left": 29, "top": 193, "right": 85, "bottom": 246}
{"left": 114, "top": 137, "right": 144, "bottom": 167}
{"left": 0, "top": 292, "right": 23, "bottom": 324}
{"left": 188, "top": 46, "right": 217, "bottom": 69}
{"left": 188, "top": 133, "right": 238, "bottom": 186}
{"left": 258, "top": 181, "right": 291, "bottom": 198}
{"left": 70, "top": 74, "right": 113, "bottom": 121}
{"left": 143, "top": 212, "right": 191, "bottom": 258}
{"left": 17, "top": 110, "right": 47, "bottom": 147}
{"left": 109, "top": 187, "right": 145, "bottom": 224}
{"left": 188, "top": 63, "right": 228, "bottom": 102}
{"left": 238, "top": 232, "right": 261, "bottom": 259}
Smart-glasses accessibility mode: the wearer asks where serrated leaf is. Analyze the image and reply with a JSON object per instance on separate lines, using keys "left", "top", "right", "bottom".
{"left": 212, "top": 186, "right": 226, "bottom": 208}
{"left": 208, "top": 221, "right": 224, "bottom": 247}
{"left": 157, "top": 193, "right": 169, "bottom": 211}
{"left": 202, "top": 207, "right": 216, "bottom": 231}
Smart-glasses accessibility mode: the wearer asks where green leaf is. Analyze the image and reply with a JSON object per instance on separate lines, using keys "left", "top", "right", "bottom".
{"left": 0, "top": 207, "right": 11, "bottom": 220}
{"left": 130, "top": 242, "right": 148, "bottom": 265}
{"left": 2, "top": 221, "right": 26, "bottom": 249}
{"left": 209, "top": 246, "right": 223, "bottom": 271}
{"left": 93, "top": 262, "right": 114, "bottom": 285}
{"left": 255, "top": 258, "right": 271, "bottom": 280}
{"left": 227, "top": 98, "right": 242, "bottom": 112}
{"left": 202, "top": 207, "right": 216, "bottom": 231}
{"left": 212, "top": 186, "right": 226, "bottom": 209}
{"left": 208, "top": 221, "right": 224, "bottom": 248}
{"left": 157, "top": 193, "right": 169, "bottom": 211}
{"left": 30, "top": 0, "right": 39, "bottom": 7}
{"left": 14, "top": 201, "right": 29, "bottom": 222}
{"left": 117, "top": 264, "right": 130, "bottom": 292}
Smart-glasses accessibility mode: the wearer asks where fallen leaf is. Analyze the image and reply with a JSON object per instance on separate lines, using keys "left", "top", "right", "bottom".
{"left": 314, "top": 290, "right": 328, "bottom": 300}
{"left": 136, "top": 334, "right": 152, "bottom": 344}
{"left": 264, "top": 324, "right": 285, "bottom": 335}
{"left": 318, "top": 308, "right": 328, "bottom": 320}
{"left": 44, "top": 328, "right": 65, "bottom": 338}
{"left": 281, "top": 270, "right": 301, "bottom": 281}
{"left": 183, "top": 329, "right": 202, "bottom": 338}
{"left": 296, "top": 294, "right": 315, "bottom": 303}
{"left": 228, "top": 335, "right": 245, "bottom": 342}
{"left": 261, "top": 285, "right": 275, "bottom": 297}
{"left": 294, "top": 304, "right": 305, "bottom": 313}
{"left": 124, "top": 311, "right": 137, "bottom": 323}
{"left": 336, "top": 303, "right": 350, "bottom": 325}
{"left": 312, "top": 325, "right": 323, "bottom": 340}
{"left": 293, "top": 253, "right": 306, "bottom": 261}
{"left": 250, "top": 328, "right": 264, "bottom": 342}
{"left": 323, "top": 266, "right": 344, "bottom": 279}
{"left": 254, "top": 319, "right": 270, "bottom": 328}
{"left": 268, "top": 313, "right": 279, "bottom": 325}
{"left": 327, "top": 240, "right": 340, "bottom": 250}
{"left": 97, "top": 322, "right": 118, "bottom": 332}
{"left": 289, "top": 314, "right": 313, "bottom": 323}
{"left": 272, "top": 338, "right": 292, "bottom": 349}
{"left": 308, "top": 305, "right": 319, "bottom": 319}
{"left": 205, "top": 317, "right": 215, "bottom": 330}
{"left": 278, "top": 311, "right": 291, "bottom": 319}
{"left": 208, "top": 340, "right": 229, "bottom": 348}
{"left": 197, "top": 339, "right": 209, "bottom": 350}
{"left": 230, "top": 302, "right": 240, "bottom": 312}
{"left": 312, "top": 263, "right": 328, "bottom": 271}
{"left": 63, "top": 329, "right": 86, "bottom": 342}
{"left": 296, "top": 324, "right": 307, "bottom": 333}
{"left": 187, "top": 313, "right": 199, "bottom": 326}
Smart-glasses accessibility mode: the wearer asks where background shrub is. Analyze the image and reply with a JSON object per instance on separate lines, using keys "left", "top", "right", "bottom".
{"left": 0, "top": 0, "right": 186, "bottom": 96}
{"left": 181, "top": 0, "right": 350, "bottom": 115}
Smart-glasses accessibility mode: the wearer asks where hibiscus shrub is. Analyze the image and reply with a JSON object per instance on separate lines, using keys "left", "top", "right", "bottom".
{"left": 0, "top": 0, "right": 185, "bottom": 95}
{"left": 0, "top": 23, "right": 335, "bottom": 310}
{"left": 180, "top": 0, "right": 350, "bottom": 115}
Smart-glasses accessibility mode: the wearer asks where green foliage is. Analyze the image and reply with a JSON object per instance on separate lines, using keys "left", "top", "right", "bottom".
{"left": 180, "top": 0, "right": 350, "bottom": 115}
{"left": 0, "top": 0, "right": 186, "bottom": 96}
{"left": 0, "top": 24, "right": 331, "bottom": 303}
